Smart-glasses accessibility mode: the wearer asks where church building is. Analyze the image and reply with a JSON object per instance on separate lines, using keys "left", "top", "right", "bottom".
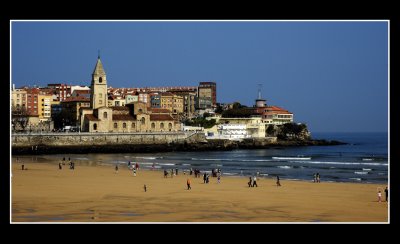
{"left": 80, "top": 56, "right": 181, "bottom": 132}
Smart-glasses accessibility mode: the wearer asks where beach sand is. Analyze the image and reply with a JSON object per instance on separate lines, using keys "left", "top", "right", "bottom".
{"left": 11, "top": 162, "right": 388, "bottom": 222}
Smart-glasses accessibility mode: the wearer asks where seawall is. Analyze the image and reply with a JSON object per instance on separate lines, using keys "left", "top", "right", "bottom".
{"left": 12, "top": 132, "right": 237, "bottom": 154}
{"left": 11, "top": 132, "right": 346, "bottom": 155}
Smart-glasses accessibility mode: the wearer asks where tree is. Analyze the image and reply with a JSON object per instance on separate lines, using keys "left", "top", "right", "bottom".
{"left": 277, "top": 123, "right": 309, "bottom": 140}
{"left": 11, "top": 105, "right": 29, "bottom": 131}
{"left": 184, "top": 117, "right": 216, "bottom": 129}
{"left": 222, "top": 108, "right": 254, "bottom": 118}
{"left": 215, "top": 104, "right": 223, "bottom": 114}
{"left": 266, "top": 125, "right": 276, "bottom": 136}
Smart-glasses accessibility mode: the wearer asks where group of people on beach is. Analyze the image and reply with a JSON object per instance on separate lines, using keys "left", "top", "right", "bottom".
{"left": 60, "top": 157, "right": 75, "bottom": 170}
{"left": 313, "top": 173, "right": 321, "bottom": 183}
{"left": 378, "top": 187, "right": 389, "bottom": 202}
{"left": 248, "top": 176, "right": 258, "bottom": 187}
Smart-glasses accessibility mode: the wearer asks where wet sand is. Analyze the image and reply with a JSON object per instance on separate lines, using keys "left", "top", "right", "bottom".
{"left": 11, "top": 162, "right": 388, "bottom": 222}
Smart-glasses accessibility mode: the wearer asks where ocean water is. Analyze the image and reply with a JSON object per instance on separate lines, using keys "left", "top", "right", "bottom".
{"left": 14, "top": 132, "right": 388, "bottom": 184}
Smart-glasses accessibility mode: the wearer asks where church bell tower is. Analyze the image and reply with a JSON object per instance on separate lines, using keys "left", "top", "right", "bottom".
{"left": 90, "top": 54, "right": 108, "bottom": 109}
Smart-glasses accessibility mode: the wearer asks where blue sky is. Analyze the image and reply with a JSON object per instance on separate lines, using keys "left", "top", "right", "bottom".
{"left": 11, "top": 21, "right": 388, "bottom": 133}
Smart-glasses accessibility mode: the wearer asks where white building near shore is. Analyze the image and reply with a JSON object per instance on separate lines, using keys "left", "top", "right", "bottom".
{"left": 206, "top": 124, "right": 250, "bottom": 140}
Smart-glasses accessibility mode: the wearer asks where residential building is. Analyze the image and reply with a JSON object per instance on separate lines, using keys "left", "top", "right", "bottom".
{"left": 25, "top": 88, "right": 40, "bottom": 116}
{"left": 160, "top": 92, "right": 184, "bottom": 114}
{"left": 125, "top": 94, "right": 139, "bottom": 104}
{"left": 47, "top": 83, "right": 72, "bottom": 101}
{"left": 198, "top": 81, "right": 217, "bottom": 108}
{"left": 11, "top": 86, "right": 27, "bottom": 110}
{"left": 38, "top": 94, "right": 53, "bottom": 121}
{"left": 168, "top": 89, "right": 197, "bottom": 119}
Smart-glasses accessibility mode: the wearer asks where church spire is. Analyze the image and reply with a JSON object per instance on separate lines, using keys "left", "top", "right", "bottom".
{"left": 92, "top": 56, "right": 106, "bottom": 76}
{"left": 90, "top": 55, "right": 108, "bottom": 109}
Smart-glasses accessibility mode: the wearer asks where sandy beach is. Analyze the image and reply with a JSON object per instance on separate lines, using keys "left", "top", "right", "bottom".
{"left": 11, "top": 161, "right": 388, "bottom": 223}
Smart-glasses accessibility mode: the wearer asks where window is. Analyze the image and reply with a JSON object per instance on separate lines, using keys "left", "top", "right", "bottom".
{"left": 99, "top": 77, "right": 103, "bottom": 83}
{"left": 160, "top": 123, "right": 164, "bottom": 129}
{"left": 123, "top": 123, "right": 126, "bottom": 128}
{"left": 168, "top": 123, "right": 173, "bottom": 129}
{"left": 93, "top": 123, "right": 97, "bottom": 130}
{"left": 132, "top": 123, "right": 135, "bottom": 128}
{"left": 114, "top": 123, "right": 118, "bottom": 128}
{"left": 141, "top": 117, "right": 145, "bottom": 125}
{"left": 103, "top": 112, "right": 107, "bottom": 119}
{"left": 139, "top": 108, "right": 143, "bottom": 113}
{"left": 99, "top": 100, "right": 102, "bottom": 105}
{"left": 151, "top": 123, "right": 155, "bottom": 129}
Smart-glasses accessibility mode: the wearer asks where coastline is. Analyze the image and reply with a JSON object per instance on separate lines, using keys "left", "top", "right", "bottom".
{"left": 11, "top": 161, "right": 388, "bottom": 222}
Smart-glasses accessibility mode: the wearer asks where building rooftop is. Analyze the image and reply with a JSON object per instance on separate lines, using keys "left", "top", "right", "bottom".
{"left": 150, "top": 114, "right": 174, "bottom": 121}
{"left": 85, "top": 114, "right": 100, "bottom": 121}
{"left": 112, "top": 114, "right": 136, "bottom": 121}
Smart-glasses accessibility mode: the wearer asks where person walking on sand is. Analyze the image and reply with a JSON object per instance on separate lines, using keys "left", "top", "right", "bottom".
{"left": 22, "top": 162, "right": 25, "bottom": 170}
{"left": 313, "top": 173, "right": 317, "bottom": 183}
{"left": 217, "top": 174, "right": 221, "bottom": 184}
{"left": 203, "top": 173, "right": 207, "bottom": 184}
{"left": 252, "top": 176, "right": 258, "bottom": 187}
{"left": 136, "top": 162, "right": 139, "bottom": 171}
{"left": 248, "top": 176, "right": 252, "bottom": 187}
{"left": 115, "top": 164, "right": 119, "bottom": 174}
{"left": 187, "top": 178, "right": 191, "bottom": 190}
{"left": 144, "top": 184, "right": 147, "bottom": 192}
{"left": 385, "top": 187, "right": 388, "bottom": 202}
{"left": 378, "top": 190, "right": 382, "bottom": 202}
{"left": 133, "top": 168, "right": 136, "bottom": 177}
{"left": 59, "top": 163, "right": 62, "bottom": 170}
{"left": 276, "top": 175, "right": 281, "bottom": 187}
{"left": 316, "top": 173, "right": 320, "bottom": 183}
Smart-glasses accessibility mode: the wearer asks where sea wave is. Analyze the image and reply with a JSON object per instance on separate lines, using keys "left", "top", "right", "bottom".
{"left": 354, "top": 171, "right": 369, "bottom": 175}
{"left": 273, "top": 157, "right": 311, "bottom": 160}
{"left": 290, "top": 161, "right": 388, "bottom": 166}
{"left": 74, "top": 157, "right": 89, "bottom": 160}
{"left": 277, "top": 166, "right": 291, "bottom": 169}
{"left": 134, "top": 157, "right": 160, "bottom": 160}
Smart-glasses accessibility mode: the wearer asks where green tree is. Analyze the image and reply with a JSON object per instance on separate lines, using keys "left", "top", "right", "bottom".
{"left": 266, "top": 125, "right": 276, "bottom": 136}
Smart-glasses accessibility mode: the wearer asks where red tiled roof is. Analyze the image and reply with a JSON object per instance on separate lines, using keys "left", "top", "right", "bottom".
{"left": 63, "top": 97, "right": 90, "bottom": 102}
{"left": 112, "top": 114, "right": 136, "bottom": 121}
{"left": 150, "top": 114, "right": 174, "bottom": 121}
{"left": 85, "top": 114, "right": 100, "bottom": 121}
{"left": 267, "top": 106, "right": 288, "bottom": 112}
{"left": 111, "top": 106, "right": 130, "bottom": 111}
{"left": 148, "top": 108, "right": 171, "bottom": 113}
{"left": 160, "top": 92, "right": 174, "bottom": 96}
{"left": 74, "top": 90, "right": 90, "bottom": 94}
